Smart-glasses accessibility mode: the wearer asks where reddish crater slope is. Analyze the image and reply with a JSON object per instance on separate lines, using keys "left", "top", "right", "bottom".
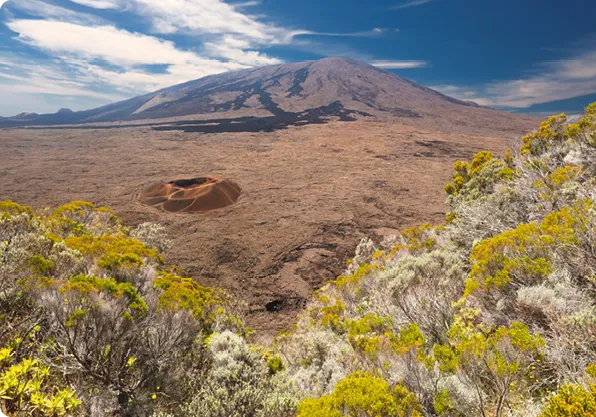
{"left": 141, "top": 177, "right": 241, "bottom": 213}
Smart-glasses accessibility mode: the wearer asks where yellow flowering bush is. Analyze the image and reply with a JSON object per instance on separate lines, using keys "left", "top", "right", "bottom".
{"left": 297, "top": 372, "right": 423, "bottom": 417}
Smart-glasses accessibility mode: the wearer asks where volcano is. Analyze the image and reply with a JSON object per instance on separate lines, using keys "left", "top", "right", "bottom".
{"left": 141, "top": 177, "right": 242, "bottom": 213}
{"left": 0, "top": 57, "right": 535, "bottom": 134}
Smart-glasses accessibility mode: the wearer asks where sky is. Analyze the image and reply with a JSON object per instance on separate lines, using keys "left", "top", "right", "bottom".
{"left": 0, "top": 0, "right": 595, "bottom": 116}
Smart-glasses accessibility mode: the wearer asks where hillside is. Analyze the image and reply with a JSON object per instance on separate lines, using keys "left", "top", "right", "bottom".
{"left": 1, "top": 105, "right": 595, "bottom": 417}
{"left": 0, "top": 57, "right": 536, "bottom": 135}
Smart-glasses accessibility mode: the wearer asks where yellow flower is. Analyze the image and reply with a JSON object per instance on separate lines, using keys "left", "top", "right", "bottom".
{"left": 152, "top": 394, "right": 157, "bottom": 400}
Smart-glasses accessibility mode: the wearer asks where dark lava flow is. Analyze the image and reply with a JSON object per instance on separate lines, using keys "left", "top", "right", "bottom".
{"left": 15, "top": 101, "right": 372, "bottom": 134}
{"left": 151, "top": 101, "right": 371, "bottom": 133}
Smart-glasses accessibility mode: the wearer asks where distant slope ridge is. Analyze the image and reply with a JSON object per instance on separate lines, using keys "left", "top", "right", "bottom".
{"left": 0, "top": 57, "right": 536, "bottom": 132}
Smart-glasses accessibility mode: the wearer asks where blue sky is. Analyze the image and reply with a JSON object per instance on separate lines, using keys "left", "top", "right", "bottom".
{"left": 0, "top": 0, "right": 595, "bottom": 116}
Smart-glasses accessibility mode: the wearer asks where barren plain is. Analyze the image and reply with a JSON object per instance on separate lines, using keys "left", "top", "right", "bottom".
{"left": 0, "top": 119, "right": 536, "bottom": 335}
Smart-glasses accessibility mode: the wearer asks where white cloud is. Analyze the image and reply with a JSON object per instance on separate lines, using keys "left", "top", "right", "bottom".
{"left": 127, "top": 0, "right": 286, "bottom": 42}
{"left": 232, "top": 1, "right": 262, "bottom": 8}
{"left": 78, "top": 0, "right": 389, "bottom": 47}
{"left": 304, "top": 28, "right": 397, "bottom": 38}
{"left": 369, "top": 60, "right": 428, "bottom": 69}
{"left": 392, "top": 0, "right": 436, "bottom": 10}
{"left": 203, "top": 35, "right": 282, "bottom": 66}
{"left": 1, "top": 20, "right": 256, "bottom": 114}
{"left": 0, "top": 0, "right": 9, "bottom": 8}
{"left": 432, "top": 48, "right": 596, "bottom": 109}
{"left": 8, "top": 20, "right": 220, "bottom": 68}
{"left": 6, "top": 18, "right": 286, "bottom": 92}
{"left": 5, "top": 0, "right": 101, "bottom": 23}
{"left": 429, "top": 85, "right": 491, "bottom": 106}
{"left": 69, "top": 0, "right": 122, "bottom": 9}
{"left": 0, "top": 55, "right": 127, "bottom": 106}
{"left": 60, "top": 1, "right": 301, "bottom": 66}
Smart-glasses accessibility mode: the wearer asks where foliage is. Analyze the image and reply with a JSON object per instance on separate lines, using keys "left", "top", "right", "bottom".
{"left": 0, "top": 200, "right": 246, "bottom": 416}
{"left": 154, "top": 272, "right": 224, "bottom": 324}
{"left": 131, "top": 222, "right": 172, "bottom": 253}
{"left": 179, "top": 331, "right": 298, "bottom": 417}
{"left": 275, "top": 103, "right": 596, "bottom": 417}
{"left": 0, "top": 352, "right": 81, "bottom": 417}
{"left": 296, "top": 371, "right": 423, "bottom": 417}
{"left": 540, "top": 383, "right": 596, "bottom": 417}
{"left": 538, "top": 365, "right": 596, "bottom": 417}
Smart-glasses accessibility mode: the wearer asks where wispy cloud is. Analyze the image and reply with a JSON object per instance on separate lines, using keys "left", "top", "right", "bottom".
{"left": 429, "top": 85, "right": 490, "bottom": 106}
{"left": 0, "top": 53, "right": 128, "bottom": 113}
{"left": 6, "top": 19, "right": 250, "bottom": 87}
{"left": 432, "top": 47, "right": 596, "bottom": 109}
{"left": 8, "top": 20, "right": 237, "bottom": 70}
{"left": 69, "top": 0, "right": 122, "bottom": 9}
{"left": 303, "top": 28, "right": 398, "bottom": 38}
{"left": 6, "top": 0, "right": 102, "bottom": 24}
{"left": 229, "top": 1, "right": 262, "bottom": 8}
{"left": 369, "top": 60, "right": 428, "bottom": 69}
{"left": 391, "top": 0, "right": 436, "bottom": 10}
{"left": 96, "top": 0, "right": 291, "bottom": 42}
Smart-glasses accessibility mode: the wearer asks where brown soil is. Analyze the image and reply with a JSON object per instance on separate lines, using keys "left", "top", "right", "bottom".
{"left": 141, "top": 177, "right": 241, "bottom": 213}
{"left": 0, "top": 119, "right": 537, "bottom": 338}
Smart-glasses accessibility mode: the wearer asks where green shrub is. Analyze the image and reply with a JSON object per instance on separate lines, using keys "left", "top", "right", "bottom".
{"left": 0, "top": 355, "right": 82, "bottom": 416}
{"left": 153, "top": 272, "right": 223, "bottom": 324}
{"left": 540, "top": 383, "right": 596, "bottom": 417}
{"left": 297, "top": 371, "right": 423, "bottom": 417}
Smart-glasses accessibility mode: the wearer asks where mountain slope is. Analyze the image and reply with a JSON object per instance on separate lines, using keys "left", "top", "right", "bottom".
{"left": 0, "top": 57, "right": 537, "bottom": 133}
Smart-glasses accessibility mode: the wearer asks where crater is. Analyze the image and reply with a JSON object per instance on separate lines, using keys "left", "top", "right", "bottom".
{"left": 141, "top": 176, "right": 241, "bottom": 213}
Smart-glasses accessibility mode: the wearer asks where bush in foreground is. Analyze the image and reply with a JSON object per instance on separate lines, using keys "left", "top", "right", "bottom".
{"left": 276, "top": 103, "right": 596, "bottom": 417}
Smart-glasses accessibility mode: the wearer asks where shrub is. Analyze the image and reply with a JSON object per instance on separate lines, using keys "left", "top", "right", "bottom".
{"left": 180, "top": 331, "right": 298, "bottom": 417}
{"left": 0, "top": 201, "right": 243, "bottom": 416}
{"left": 296, "top": 371, "right": 423, "bottom": 417}
{"left": 466, "top": 204, "right": 582, "bottom": 295}
{"left": 49, "top": 201, "right": 121, "bottom": 237}
{"left": 437, "top": 313, "right": 546, "bottom": 417}
{"left": 153, "top": 272, "right": 224, "bottom": 325}
{"left": 131, "top": 222, "right": 172, "bottom": 253}
{"left": 539, "top": 383, "right": 596, "bottom": 417}
{"left": 0, "top": 355, "right": 82, "bottom": 416}
{"left": 521, "top": 114, "right": 568, "bottom": 156}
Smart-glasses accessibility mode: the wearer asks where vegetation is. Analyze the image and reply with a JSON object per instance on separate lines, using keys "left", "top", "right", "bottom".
{"left": 0, "top": 201, "right": 245, "bottom": 416}
{"left": 275, "top": 103, "right": 596, "bottom": 417}
{"left": 2, "top": 103, "right": 596, "bottom": 416}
